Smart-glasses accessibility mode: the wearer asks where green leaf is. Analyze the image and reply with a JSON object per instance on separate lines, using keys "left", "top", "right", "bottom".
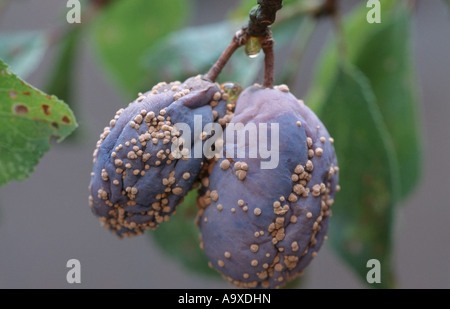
{"left": 91, "top": 0, "right": 188, "bottom": 96}
{"left": 353, "top": 5, "right": 421, "bottom": 200}
{"left": 316, "top": 64, "right": 400, "bottom": 288}
{"left": 149, "top": 190, "right": 220, "bottom": 278}
{"left": 45, "top": 27, "right": 82, "bottom": 105}
{"left": 0, "top": 31, "right": 48, "bottom": 79}
{"left": 308, "top": 0, "right": 421, "bottom": 200}
{"left": 0, "top": 59, "right": 77, "bottom": 187}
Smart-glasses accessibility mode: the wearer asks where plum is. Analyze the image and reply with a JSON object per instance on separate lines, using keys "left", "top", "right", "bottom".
{"left": 198, "top": 84, "right": 339, "bottom": 288}
{"left": 89, "top": 76, "right": 233, "bottom": 237}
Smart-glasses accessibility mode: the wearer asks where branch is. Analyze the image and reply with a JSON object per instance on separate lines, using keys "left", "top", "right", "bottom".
{"left": 204, "top": 0, "right": 284, "bottom": 85}
{"left": 247, "top": 0, "right": 283, "bottom": 37}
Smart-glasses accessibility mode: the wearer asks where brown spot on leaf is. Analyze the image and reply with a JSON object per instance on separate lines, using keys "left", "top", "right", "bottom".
{"left": 14, "top": 104, "right": 28, "bottom": 115}
{"left": 42, "top": 104, "right": 50, "bottom": 116}
{"left": 51, "top": 122, "right": 59, "bottom": 130}
{"left": 46, "top": 94, "right": 52, "bottom": 100}
{"left": 22, "top": 91, "right": 31, "bottom": 96}
{"left": 9, "top": 90, "right": 17, "bottom": 99}
{"left": 62, "top": 116, "right": 71, "bottom": 124}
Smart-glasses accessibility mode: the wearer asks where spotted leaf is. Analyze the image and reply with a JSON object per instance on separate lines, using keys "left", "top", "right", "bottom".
{"left": 0, "top": 59, "right": 78, "bottom": 187}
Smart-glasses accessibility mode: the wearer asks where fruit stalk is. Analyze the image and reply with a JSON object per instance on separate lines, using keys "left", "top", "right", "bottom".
{"left": 262, "top": 33, "right": 274, "bottom": 88}
{"left": 204, "top": 30, "right": 248, "bottom": 82}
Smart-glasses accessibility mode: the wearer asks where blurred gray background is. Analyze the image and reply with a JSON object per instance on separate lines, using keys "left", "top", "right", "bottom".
{"left": 0, "top": 0, "right": 449, "bottom": 288}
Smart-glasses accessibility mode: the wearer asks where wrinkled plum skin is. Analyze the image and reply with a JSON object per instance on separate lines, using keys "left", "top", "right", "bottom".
{"left": 198, "top": 86, "right": 339, "bottom": 288}
{"left": 89, "top": 77, "right": 228, "bottom": 237}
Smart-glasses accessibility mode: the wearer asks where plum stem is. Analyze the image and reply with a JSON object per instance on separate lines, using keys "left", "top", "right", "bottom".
{"left": 204, "top": 30, "right": 248, "bottom": 82}
{"left": 261, "top": 32, "right": 274, "bottom": 88}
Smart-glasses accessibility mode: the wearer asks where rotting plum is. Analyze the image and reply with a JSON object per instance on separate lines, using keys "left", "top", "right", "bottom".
{"left": 89, "top": 76, "right": 234, "bottom": 237}
{"left": 197, "top": 84, "right": 339, "bottom": 288}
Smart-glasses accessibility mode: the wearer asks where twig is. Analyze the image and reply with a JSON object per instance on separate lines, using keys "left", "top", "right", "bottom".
{"left": 204, "top": 0, "right": 344, "bottom": 86}
{"left": 204, "top": 0, "right": 283, "bottom": 87}
{"left": 247, "top": 0, "right": 283, "bottom": 37}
